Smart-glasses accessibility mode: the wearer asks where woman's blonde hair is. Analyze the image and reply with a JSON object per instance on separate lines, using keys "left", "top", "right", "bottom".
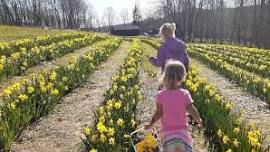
{"left": 159, "top": 60, "right": 186, "bottom": 90}
{"left": 160, "top": 23, "right": 176, "bottom": 40}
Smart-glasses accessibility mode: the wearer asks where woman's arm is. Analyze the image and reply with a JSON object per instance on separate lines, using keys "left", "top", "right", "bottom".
{"left": 187, "top": 103, "right": 203, "bottom": 127}
{"left": 149, "top": 46, "right": 165, "bottom": 67}
{"left": 145, "top": 102, "right": 163, "bottom": 130}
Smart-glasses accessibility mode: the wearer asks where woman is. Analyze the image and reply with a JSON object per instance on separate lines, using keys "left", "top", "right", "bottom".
{"left": 149, "top": 23, "right": 190, "bottom": 73}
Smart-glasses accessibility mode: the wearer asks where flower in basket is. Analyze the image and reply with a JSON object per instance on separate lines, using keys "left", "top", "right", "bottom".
{"left": 136, "top": 133, "right": 158, "bottom": 152}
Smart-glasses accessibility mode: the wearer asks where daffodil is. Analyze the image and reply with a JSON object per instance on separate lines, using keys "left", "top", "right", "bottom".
{"left": 217, "top": 129, "right": 223, "bottom": 138}
{"left": 114, "top": 101, "right": 121, "bottom": 109}
{"left": 83, "top": 127, "right": 92, "bottom": 136}
{"left": 100, "top": 134, "right": 106, "bottom": 143}
{"left": 18, "top": 94, "right": 28, "bottom": 102}
{"left": 89, "top": 148, "right": 97, "bottom": 152}
{"left": 97, "top": 122, "right": 107, "bottom": 133}
{"left": 49, "top": 71, "right": 57, "bottom": 81}
{"left": 108, "top": 128, "right": 115, "bottom": 136}
{"left": 233, "top": 138, "right": 240, "bottom": 147}
{"left": 222, "top": 135, "right": 229, "bottom": 144}
{"left": 233, "top": 127, "right": 240, "bottom": 134}
{"left": 109, "top": 137, "right": 115, "bottom": 145}
{"left": 117, "top": 118, "right": 124, "bottom": 126}
{"left": 27, "top": 86, "right": 35, "bottom": 94}
{"left": 50, "top": 89, "right": 59, "bottom": 96}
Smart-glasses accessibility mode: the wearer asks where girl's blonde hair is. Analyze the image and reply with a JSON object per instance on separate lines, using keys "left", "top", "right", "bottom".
{"left": 160, "top": 23, "right": 176, "bottom": 40}
{"left": 159, "top": 60, "right": 186, "bottom": 90}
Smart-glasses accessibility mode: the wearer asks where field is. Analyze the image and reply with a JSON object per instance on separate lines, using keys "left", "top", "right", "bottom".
{"left": 0, "top": 25, "right": 269, "bottom": 152}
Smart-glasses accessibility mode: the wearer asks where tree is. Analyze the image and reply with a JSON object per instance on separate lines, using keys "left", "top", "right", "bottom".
{"left": 132, "top": 4, "right": 142, "bottom": 25}
{"left": 103, "top": 7, "right": 115, "bottom": 27}
{"left": 120, "top": 8, "right": 129, "bottom": 24}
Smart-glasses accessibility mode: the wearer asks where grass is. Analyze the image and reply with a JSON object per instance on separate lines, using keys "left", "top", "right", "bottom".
{"left": 141, "top": 42, "right": 159, "bottom": 76}
{"left": 0, "top": 24, "right": 75, "bottom": 42}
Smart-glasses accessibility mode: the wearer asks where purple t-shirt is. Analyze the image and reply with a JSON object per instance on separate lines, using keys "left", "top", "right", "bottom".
{"left": 152, "top": 37, "right": 189, "bottom": 71}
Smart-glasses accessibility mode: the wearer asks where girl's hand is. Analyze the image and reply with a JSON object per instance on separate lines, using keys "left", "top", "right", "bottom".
{"left": 144, "top": 124, "right": 153, "bottom": 130}
{"left": 197, "top": 123, "right": 203, "bottom": 129}
{"left": 196, "top": 119, "right": 203, "bottom": 128}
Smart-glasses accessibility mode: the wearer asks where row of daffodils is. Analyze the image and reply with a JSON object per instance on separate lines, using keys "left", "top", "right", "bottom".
{"left": 0, "top": 36, "right": 122, "bottom": 150}
{"left": 0, "top": 32, "right": 86, "bottom": 56}
{"left": 185, "top": 67, "right": 263, "bottom": 152}
{"left": 142, "top": 39, "right": 264, "bottom": 152}
{"left": 0, "top": 33, "right": 105, "bottom": 82}
{"left": 188, "top": 45, "right": 270, "bottom": 104}
{"left": 190, "top": 44, "right": 270, "bottom": 78}
{"left": 83, "top": 39, "right": 143, "bottom": 151}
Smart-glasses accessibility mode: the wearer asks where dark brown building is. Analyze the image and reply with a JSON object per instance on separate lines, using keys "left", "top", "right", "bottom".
{"left": 111, "top": 24, "right": 141, "bottom": 36}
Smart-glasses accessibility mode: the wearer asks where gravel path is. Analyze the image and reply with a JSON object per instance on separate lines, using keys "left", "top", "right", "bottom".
{"left": 11, "top": 41, "right": 130, "bottom": 152}
{"left": 137, "top": 70, "right": 208, "bottom": 152}
{"left": 192, "top": 59, "right": 270, "bottom": 148}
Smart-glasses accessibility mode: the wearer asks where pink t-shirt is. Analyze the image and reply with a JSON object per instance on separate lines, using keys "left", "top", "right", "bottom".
{"left": 156, "top": 88, "right": 193, "bottom": 133}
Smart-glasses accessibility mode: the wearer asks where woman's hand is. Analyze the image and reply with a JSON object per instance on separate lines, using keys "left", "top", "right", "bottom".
{"left": 148, "top": 57, "right": 155, "bottom": 64}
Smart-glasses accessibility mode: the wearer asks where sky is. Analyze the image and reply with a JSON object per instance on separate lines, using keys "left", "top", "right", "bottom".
{"left": 87, "top": 0, "right": 155, "bottom": 23}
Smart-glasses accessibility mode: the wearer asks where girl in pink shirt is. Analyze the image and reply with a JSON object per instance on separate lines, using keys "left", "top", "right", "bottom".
{"left": 145, "top": 60, "right": 202, "bottom": 152}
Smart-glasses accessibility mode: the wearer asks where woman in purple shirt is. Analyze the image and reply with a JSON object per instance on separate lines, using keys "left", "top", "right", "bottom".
{"left": 149, "top": 23, "right": 190, "bottom": 73}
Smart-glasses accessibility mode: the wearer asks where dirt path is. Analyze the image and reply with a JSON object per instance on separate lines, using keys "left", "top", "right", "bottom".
{"left": 137, "top": 42, "right": 208, "bottom": 151}
{"left": 11, "top": 41, "right": 130, "bottom": 152}
{"left": 192, "top": 59, "right": 270, "bottom": 148}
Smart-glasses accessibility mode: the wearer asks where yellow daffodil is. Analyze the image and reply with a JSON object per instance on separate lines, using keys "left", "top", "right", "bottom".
{"left": 50, "top": 89, "right": 59, "bottom": 96}
{"left": 108, "top": 128, "right": 115, "bottom": 136}
{"left": 100, "top": 134, "right": 106, "bottom": 143}
{"left": 217, "top": 129, "right": 223, "bottom": 138}
{"left": 222, "top": 135, "right": 229, "bottom": 144}
{"left": 18, "top": 94, "right": 28, "bottom": 102}
{"left": 27, "top": 86, "right": 35, "bottom": 94}
{"left": 233, "top": 138, "right": 240, "bottom": 147}
{"left": 109, "top": 137, "right": 115, "bottom": 145}
{"left": 114, "top": 101, "right": 121, "bottom": 109}
{"left": 89, "top": 148, "right": 97, "bottom": 152}
{"left": 83, "top": 127, "right": 92, "bottom": 136}
{"left": 117, "top": 118, "right": 124, "bottom": 126}
{"left": 234, "top": 127, "right": 240, "bottom": 134}
{"left": 97, "top": 122, "right": 107, "bottom": 133}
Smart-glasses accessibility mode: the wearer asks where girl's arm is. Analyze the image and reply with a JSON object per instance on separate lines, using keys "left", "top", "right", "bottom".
{"left": 145, "top": 102, "right": 163, "bottom": 130}
{"left": 187, "top": 103, "right": 203, "bottom": 127}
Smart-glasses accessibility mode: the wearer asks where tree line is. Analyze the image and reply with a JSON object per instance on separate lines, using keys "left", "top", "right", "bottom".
{"left": 0, "top": 0, "right": 91, "bottom": 29}
{"left": 149, "top": 0, "right": 270, "bottom": 48}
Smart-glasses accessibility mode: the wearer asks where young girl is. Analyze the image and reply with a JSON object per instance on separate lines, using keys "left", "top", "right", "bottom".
{"left": 145, "top": 60, "right": 202, "bottom": 152}
{"left": 149, "top": 23, "right": 190, "bottom": 73}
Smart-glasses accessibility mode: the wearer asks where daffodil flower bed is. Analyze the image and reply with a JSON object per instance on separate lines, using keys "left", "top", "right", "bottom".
{"left": 188, "top": 47, "right": 270, "bottom": 104}
{"left": 193, "top": 44, "right": 270, "bottom": 60}
{"left": 189, "top": 44, "right": 270, "bottom": 78}
{"left": 141, "top": 38, "right": 264, "bottom": 152}
{"left": 0, "top": 32, "right": 87, "bottom": 57}
{"left": 185, "top": 67, "right": 263, "bottom": 152}
{"left": 83, "top": 39, "right": 143, "bottom": 151}
{"left": 0, "top": 37, "right": 122, "bottom": 150}
{"left": 0, "top": 33, "right": 106, "bottom": 82}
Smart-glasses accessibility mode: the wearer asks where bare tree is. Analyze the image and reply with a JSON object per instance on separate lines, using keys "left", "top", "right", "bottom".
{"left": 120, "top": 8, "right": 129, "bottom": 24}
{"left": 103, "top": 7, "right": 115, "bottom": 27}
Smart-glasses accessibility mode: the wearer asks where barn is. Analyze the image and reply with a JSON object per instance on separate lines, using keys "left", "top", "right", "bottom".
{"left": 111, "top": 24, "right": 141, "bottom": 36}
